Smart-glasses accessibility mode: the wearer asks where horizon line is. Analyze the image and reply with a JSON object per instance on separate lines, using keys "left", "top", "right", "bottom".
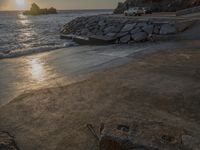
{"left": 0, "top": 8, "right": 113, "bottom": 12}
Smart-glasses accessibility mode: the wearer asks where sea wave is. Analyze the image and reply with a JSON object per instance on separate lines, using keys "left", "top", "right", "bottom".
{"left": 0, "top": 42, "right": 77, "bottom": 59}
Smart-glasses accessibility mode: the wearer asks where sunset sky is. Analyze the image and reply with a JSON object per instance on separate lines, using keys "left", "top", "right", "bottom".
{"left": 0, "top": 0, "right": 124, "bottom": 10}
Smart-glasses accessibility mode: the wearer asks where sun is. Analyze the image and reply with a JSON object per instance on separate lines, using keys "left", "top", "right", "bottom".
{"left": 15, "top": 0, "right": 26, "bottom": 7}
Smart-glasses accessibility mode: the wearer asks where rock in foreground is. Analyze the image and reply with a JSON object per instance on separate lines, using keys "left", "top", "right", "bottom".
{"left": 99, "top": 117, "right": 200, "bottom": 150}
{"left": 0, "top": 131, "right": 18, "bottom": 150}
{"left": 23, "top": 3, "right": 57, "bottom": 16}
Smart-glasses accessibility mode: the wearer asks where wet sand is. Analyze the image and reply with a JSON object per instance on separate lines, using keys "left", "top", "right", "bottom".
{"left": 0, "top": 44, "right": 200, "bottom": 149}
{"left": 0, "top": 42, "right": 174, "bottom": 106}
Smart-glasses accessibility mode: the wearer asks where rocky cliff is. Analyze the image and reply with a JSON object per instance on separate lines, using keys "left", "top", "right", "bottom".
{"left": 23, "top": 3, "right": 57, "bottom": 16}
{"left": 114, "top": 0, "right": 200, "bottom": 14}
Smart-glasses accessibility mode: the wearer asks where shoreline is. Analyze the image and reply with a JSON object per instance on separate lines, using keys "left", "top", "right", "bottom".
{"left": 0, "top": 12, "right": 198, "bottom": 60}
{"left": 0, "top": 13, "right": 200, "bottom": 149}
{"left": 0, "top": 43, "right": 200, "bottom": 149}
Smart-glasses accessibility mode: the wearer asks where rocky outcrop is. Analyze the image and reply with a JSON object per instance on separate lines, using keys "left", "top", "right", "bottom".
{"left": 99, "top": 117, "right": 200, "bottom": 150}
{"left": 0, "top": 131, "right": 19, "bottom": 150}
{"left": 23, "top": 3, "right": 57, "bottom": 16}
{"left": 60, "top": 15, "right": 194, "bottom": 45}
{"left": 114, "top": 0, "right": 200, "bottom": 14}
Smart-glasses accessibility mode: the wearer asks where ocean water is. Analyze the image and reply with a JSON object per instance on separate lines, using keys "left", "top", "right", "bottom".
{"left": 0, "top": 10, "right": 112, "bottom": 58}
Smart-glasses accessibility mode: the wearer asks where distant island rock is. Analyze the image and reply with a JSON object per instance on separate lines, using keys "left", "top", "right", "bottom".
{"left": 23, "top": 3, "right": 57, "bottom": 15}
{"left": 114, "top": 0, "right": 200, "bottom": 14}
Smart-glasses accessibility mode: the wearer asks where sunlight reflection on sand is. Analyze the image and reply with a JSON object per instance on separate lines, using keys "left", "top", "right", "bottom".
{"left": 28, "top": 58, "right": 45, "bottom": 82}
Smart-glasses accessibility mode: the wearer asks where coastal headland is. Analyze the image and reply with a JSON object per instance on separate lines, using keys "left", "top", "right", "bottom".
{"left": 23, "top": 3, "right": 57, "bottom": 16}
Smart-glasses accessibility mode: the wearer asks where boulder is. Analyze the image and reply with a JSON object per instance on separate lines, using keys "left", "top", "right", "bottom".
{"left": 142, "top": 25, "right": 154, "bottom": 34}
{"left": 120, "top": 34, "right": 131, "bottom": 43}
{"left": 136, "top": 22, "right": 148, "bottom": 28}
{"left": 104, "top": 26, "right": 116, "bottom": 34}
{"left": 88, "top": 17, "right": 97, "bottom": 24}
{"left": 98, "top": 20, "right": 106, "bottom": 27}
{"left": 95, "top": 31, "right": 104, "bottom": 36}
{"left": 99, "top": 123, "right": 133, "bottom": 150}
{"left": 181, "top": 135, "right": 200, "bottom": 149}
{"left": 132, "top": 32, "right": 148, "bottom": 42}
{"left": 153, "top": 25, "right": 160, "bottom": 34}
{"left": 130, "top": 27, "right": 142, "bottom": 35}
{"left": 116, "top": 32, "right": 129, "bottom": 39}
{"left": 106, "top": 33, "right": 117, "bottom": 38}
{"left": 121, "top": 23, "right": 136, "bottom": 32}
{"left": 99, "top": 116, "right": 198, "bottom": 150}
{"left": 160, "top": 24, "right": 177, "bottom": 35}
{"left": 0, "top": 131, "right": 18, "bottom": 150}
{"left": 81, "top": 29, "right": 89, "bottom": 35}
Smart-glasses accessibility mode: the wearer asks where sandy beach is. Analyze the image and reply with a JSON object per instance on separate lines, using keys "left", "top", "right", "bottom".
{"left": 0, "top": 20, "right": 200, "bottom": 149}
{"left": 1, "top": 0, "right": 200, "bottom": 149}
{"left": 0, "top": 42, "right": 200, "bottom": 150}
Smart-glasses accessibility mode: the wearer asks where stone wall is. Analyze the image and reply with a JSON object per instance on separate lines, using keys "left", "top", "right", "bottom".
{"left": 60, "top": 15, "right": 193, "bottom": 44}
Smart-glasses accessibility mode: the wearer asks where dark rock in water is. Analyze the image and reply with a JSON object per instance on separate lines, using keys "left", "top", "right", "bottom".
{"left": 47, "top": 7, "right": 57, "bottom": 14}
{"left": 23, "top": 3, "right": 57, "bottom": 16}
{"left": 0, "top": 131, "right": 19, "bottom": 150}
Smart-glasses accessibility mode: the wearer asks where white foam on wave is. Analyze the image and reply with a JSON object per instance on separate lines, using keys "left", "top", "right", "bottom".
{"left": 0, "top": 42, "right": 77, "bottom": 59}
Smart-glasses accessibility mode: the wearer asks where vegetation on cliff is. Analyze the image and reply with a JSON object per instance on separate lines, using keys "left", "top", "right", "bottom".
{"left": 114, "top": 0, "right": 200, "bottom": 14}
